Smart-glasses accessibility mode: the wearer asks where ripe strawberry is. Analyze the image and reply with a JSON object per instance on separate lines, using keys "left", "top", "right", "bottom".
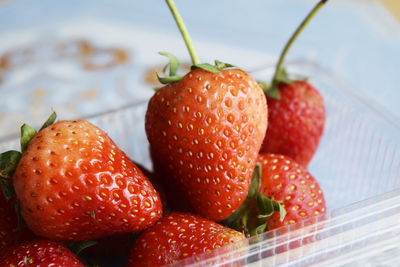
{"left": 258, "top": 0, "right": 328, "bottom": 167}
{"left": 257, "top": 153, "right": 326, "bottom": 230}
{"left": 1, "top": 114, "right": 162, "bottom": 241}
{"left": 0, "top": 239, "right": 84, "bottom": 266}
{"left": 126, "top": 212, "right": 245, "bottom": 267}
{"left": 0, "top": 191, "right": 33, "bottom": 255}
{"left": 146, "top": 0, "right": 268, "bottom": 222}
{"left": 260, "top": 81, "right": 325, "bottom": 167}
{"left": 146, "top": 68, "right": 268, "bottom": 221}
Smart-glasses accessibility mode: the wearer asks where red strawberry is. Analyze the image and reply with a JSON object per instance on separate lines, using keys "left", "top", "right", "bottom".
{"left": 1, "top": 115, "right": 162, "bottom": 241}
{"left": 146, "top": 68, "right": 268, "bottom": 221}
{"left": 0, "top": 239, "right": 84, "bottom": 266}
{"left": 257, "top": 153, "right": 326, "bottom": 230}
{"left": 146, "top": 0, "right": 268, "bottom": 221}
{"left": 260, "top": 81, "right": 325, "bottom": 167}
{"left": 258, "top": 0, "right": 328, "bottom": 167}
{"left": 0, "top": 191, "right": 33, "bottom": 255}
{"left": 126, "top": 212, "right": 245, "bottom": 267}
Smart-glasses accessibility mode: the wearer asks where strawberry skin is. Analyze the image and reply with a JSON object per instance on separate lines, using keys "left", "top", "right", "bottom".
{"left": 146, "top": 68, "right": 268, "bottom": 221}
{"left": 126, "top": 212, "right": 245, "bottom": 266}
{"left": 0, "top": 239, "right": 83, "bottom": 266}
{"left": 261, "top": 81, "right": 325, "bottom": 167}
{"left": 257, "top": 153, "right": 326, "bottom": 230}
{"left": 13, "top": 120, "right": 162, "bottom": 241}
{"left": 0, "top": 191, "right": 33, "bottom": 255}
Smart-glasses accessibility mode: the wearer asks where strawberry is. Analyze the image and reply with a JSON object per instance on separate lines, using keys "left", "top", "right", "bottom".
{"left": 257, "top": 153, "right": 326, "bottom": 230}
{"left": 260, "top": 81, "right": 325, "bottom": 167}
{"left": 146, "top": 0, "right": 268, "bottom": 221}
{"left": 224, "top": 154, "right": 324, "bottom": 241}
{"left": 147, "top": 67, "right": 267, "bottom": 221}
{"left": 0, "top": 239, "right": 84, "bottom": 266}
{"left": 126, "top": 212, "right": 245, "bottom": 267}
{"left": 0, "top": 190, "right": 33, "bottom": 255}
{"left": 0, "top": 113, "right": 162, "bottom": 241}
{"left": 258, "top": 0, "right": 328, "bottom": 167}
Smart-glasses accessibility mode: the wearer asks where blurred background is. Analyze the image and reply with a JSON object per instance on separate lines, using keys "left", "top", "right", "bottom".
{"left": 0, "top": 0, "right": 399, "bottom": 140}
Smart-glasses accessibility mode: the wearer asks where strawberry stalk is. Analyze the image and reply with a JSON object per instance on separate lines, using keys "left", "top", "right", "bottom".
{"left": 261, "top": 0, "right": 329, "bottom": 98}
{"left": 165, "top": 0, "right": 199, "bottom": 65}
{"left": 222, "top": 164, "right": 286, "bottom": 237}
{"left": 159, "top": 0, "right": 241, "bottom": 84}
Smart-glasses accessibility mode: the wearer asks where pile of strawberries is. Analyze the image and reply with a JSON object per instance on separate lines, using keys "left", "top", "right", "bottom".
{"left": 0, "top": 0, "right": 329, "bottom": 266}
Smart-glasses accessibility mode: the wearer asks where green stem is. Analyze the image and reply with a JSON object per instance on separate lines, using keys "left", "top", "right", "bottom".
{"left": 165, "top": 0, "right": 200, "bottom": 65}
{"left": 271, "top": 0, "right": 328, "bottom": 86}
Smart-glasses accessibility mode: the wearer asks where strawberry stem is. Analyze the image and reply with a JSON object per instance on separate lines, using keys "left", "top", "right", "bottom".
{"left": 165, "top": 0, "right": 200, "bottom": 65}
{"left": 271, "top": 0, "right": 328, "bottom": 88}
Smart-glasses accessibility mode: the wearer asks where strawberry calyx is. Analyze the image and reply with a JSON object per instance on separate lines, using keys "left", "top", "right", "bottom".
{"left": 258, "top": 0, "right": 328, "bottom": 99}
{"left": 222, "top": 164, "right": 286, "bottom": 237}
{"left": 191, "top": 60, "right": 240, "bottom": 74}
{"left": 156, "top": 52, "right": 184, "bottom": 85}
{"left": 0, "top": 111, "right": 56, "bottom": 200}
{"left": 257, "top": 68, "right": 301, "bottom": 99}
{"left": 157, "top": 52, "right": 241, "bottom": 85}
{"left": 0, "top": 111, "right": 57, "bottom": 231}
{"left": 0, "top": 151, "right": 21, "bottom": 200}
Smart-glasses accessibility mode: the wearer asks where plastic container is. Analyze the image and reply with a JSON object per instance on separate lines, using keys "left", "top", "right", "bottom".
{"left": 1, "top": 62, "right": 400, "bottom": 266}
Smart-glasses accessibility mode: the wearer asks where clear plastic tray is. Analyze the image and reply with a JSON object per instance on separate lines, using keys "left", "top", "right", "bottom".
{"left": 1, "top": 62, "right": 400, "bottom": 266}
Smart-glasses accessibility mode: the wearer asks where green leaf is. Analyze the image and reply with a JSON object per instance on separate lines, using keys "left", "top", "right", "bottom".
{"left": 0, "top": 150, "right": 22, "bottom": 179}
{"left": 248, "top": 163, "right": 261, "bottom": 198}
{"left": 0, "top": 150, "right": 21, "bottom": 201}
{"left": 159, "top": 52, "right": 181, "bottom": 76}
{"left": 222, "top": 163, "right": 287, "bottom": 237}
{"left": 257, "top": 195, "right": 286, "bottom": 222}
{"left": 257, "top": 81, "right": 270, "bottom": 91}
{"left": 222, "top": 163, "right": 262, "bottom": 235}
{"left": 39, "top": 111, "right": 57, "bottom": 131}
{"left": 275, "top": 68, "right": 294, "bottom": 84}
{"left": 273, "top": 201, "right": 287, "bottom": 222}
{"left": 214, "top": 60, "right": 239, "bottom": 70}
{"left": 255, "top": 223, "right": 267, "bottom": 235}
{"left": 260, "top": 68, "right": 302, "bottom": 100}
{"left": 69, "top": 240, "right": 98, "bottom": 255}
{"left": 222, "top": 199, "right": 245, "bottom": 231}
{"left": 0, "top": 179, "right": 15, "bottom": 201}
{"left": 20, "top": 124, "right": 37, "bottom": 152}
{"left": 191, "top": 63, "right": 220, "bottom": 73}
{"left": 257, "top": 194, "right": 275, "bottom": 219}
{"left": 157, "top": 73, "right": 183, "bottom": 84}
{"left": 267, "top": 86, "right": 281, "bottom": 99}
{"left": 257, "top": 81, "right": 280, "bottom": 99}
